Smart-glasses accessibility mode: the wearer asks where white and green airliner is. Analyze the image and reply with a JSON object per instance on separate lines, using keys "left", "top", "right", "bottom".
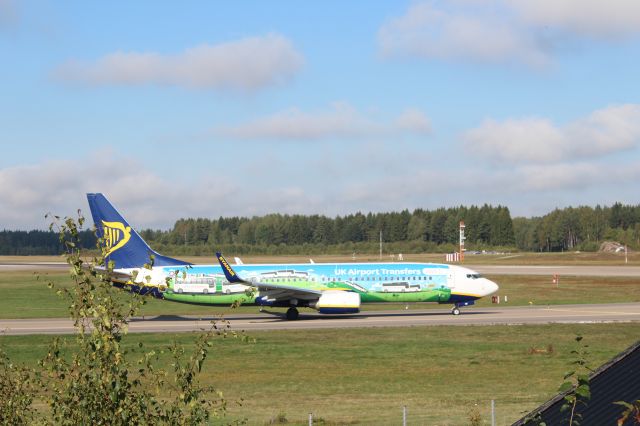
{"left": 88, "top": 193, "right": 499, "bottom": 320}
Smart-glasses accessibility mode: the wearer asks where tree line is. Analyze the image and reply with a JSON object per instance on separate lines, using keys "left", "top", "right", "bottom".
{"left": 0, "top": 229, "right": 95, "bottom": 255}
{"left": 514, "top": 203, "right": 640, "bottom": 252}
{"left": 140, "top": 205, "right": 515, "bottom": 255}
{"left": 2, "top": 203, "right": 639, "bottom": 255}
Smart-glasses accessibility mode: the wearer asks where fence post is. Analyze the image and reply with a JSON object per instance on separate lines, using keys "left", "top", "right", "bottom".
{"left": 491, "top": 399, "right": 495, "bottom": 426}
{"left": 309, "top": 412, "right": 313, "bottom": 426}
{"left": 403, "top": 405, "right": 407, "bottom": 426}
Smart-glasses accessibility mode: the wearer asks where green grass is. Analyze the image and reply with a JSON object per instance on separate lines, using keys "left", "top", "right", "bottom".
{"left": 1, "top": 271, "right": 639, "bottom": 319}
{"left": 0, "top": 271, "right": 257, "bottom": 319}
{"left": 474, "top": 274, "right": 640, "bottom": 307}
{"left": 1, "top": 324, "right": 638, "bottom": 425}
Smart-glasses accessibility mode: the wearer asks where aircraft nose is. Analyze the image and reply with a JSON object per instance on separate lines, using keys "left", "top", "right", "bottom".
{"left": 484, "top": 279, "right": 499, "bottom": 296}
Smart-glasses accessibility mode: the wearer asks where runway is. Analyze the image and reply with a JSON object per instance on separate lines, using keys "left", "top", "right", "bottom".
{"left": 1, "top": 303, "right": 639, "bottom": 335}
{"left": 0, "top": 262, "right": 68, "bottom": 272}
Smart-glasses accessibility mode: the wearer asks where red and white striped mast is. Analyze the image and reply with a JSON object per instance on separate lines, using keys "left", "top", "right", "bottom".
{"left": 459, "top": 221, "right": 465, "bottom": 262}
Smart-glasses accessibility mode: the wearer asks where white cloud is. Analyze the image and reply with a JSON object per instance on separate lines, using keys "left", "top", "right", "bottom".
{"left": 0, "top": 151, "right": 327, "bottom": 229}
{"left": 53, "top": 34, "right": 304, "bottom": 91}
{"left": 0, "top": 152, "right": 227, "bottom": 229}
{"left": 514, "top": 161, "right": 640, "bottom": 193}
{"left": 378, "top": 1, "right": 640, "bottom": 66}
{"left": 514, "top": 0, "right": 640, "bottom": 38}
{"left": 394, "top": 108, "right": 432, "bottom": 133}
{"left": 3, "top": 144, "right": 640, "bottom": 230}
{"left": 213, "top": 103, "right": 431, "bottom": 141}
{"left": 465, "top": 117, "right": 565, "bottom": 163}
{"left": 464, "top": 104, "right": 640, "bottom": 163}
{"left": 516, "top": 162, "right": 601, "bottom": 191}
{"left": 378, "top": 2, "right": 550, "bottom": 67}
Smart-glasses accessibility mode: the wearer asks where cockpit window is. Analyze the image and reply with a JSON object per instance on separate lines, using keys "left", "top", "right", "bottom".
{"left": 466, "top": 273, "right": 483, "bottom": 279}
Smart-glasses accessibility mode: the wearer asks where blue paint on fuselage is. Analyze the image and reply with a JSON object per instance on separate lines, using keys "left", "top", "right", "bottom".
{"left": 162, "top": 262, "right": 452, "bottom": 292}
{"left": 445, "top": 294, "right": 478, "bottom": 305}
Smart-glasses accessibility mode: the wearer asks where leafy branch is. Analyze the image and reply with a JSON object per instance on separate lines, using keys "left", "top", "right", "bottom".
{"left": 558, "top": 335, "right": 593, "bottom": 426}
{"left": 1, "top": 211, "right": 250, "bottom": 424}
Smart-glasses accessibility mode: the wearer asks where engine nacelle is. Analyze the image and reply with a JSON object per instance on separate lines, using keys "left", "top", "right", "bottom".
{"left": 312, "top": 291, "right": 360, "bottom": 314}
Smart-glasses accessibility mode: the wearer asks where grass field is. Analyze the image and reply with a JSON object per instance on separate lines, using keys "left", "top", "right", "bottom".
{"left": 1, "top": 270, "right": 639, "bottom": 319}
{"left": 2, "top": 255, "right": 639, "bottom": 424}
{"left": 1, "top": 323, "right": 638, "bottom": 425}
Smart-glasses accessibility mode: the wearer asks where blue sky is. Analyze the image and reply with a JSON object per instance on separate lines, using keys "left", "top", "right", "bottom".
{"left": 1, "top": 0, "right": 640, "bottom": 230}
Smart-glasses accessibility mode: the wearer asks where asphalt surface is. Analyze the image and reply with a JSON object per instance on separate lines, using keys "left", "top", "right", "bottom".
{"left": 0, "top": 262, "right": 69, "bottom": 271}
{"left": 1, "top": 303, "right": 639, "bottom": 335}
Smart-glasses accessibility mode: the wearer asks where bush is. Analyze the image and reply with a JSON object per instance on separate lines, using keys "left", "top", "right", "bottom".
{"left": 0, "top": 213, "right": 247, "bottom": 424}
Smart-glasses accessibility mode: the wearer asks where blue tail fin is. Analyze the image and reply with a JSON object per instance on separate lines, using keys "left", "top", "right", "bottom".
{"left": 216, "top": 252, "right": 243, "bottom": 283}
{"left": 86, "top": 193, "right": 191, "bottom": 269}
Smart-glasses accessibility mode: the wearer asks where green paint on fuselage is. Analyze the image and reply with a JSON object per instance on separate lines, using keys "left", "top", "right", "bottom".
{"left": 162, "top": 277, "right": 452, "bottom": 305}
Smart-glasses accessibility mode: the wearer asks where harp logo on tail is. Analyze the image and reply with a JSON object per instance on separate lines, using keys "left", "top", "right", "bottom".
{"left": 101, "top": 220, "right": 131, "bottom": 255}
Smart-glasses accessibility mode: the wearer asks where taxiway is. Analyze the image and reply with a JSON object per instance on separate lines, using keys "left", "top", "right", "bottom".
{"left": 1, "top": 303, "right": 639, "bottom": 335}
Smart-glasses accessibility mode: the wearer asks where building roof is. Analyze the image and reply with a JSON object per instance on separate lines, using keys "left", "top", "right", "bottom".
{"left": 513, "top": 340, "right": 640, "bottom": 426}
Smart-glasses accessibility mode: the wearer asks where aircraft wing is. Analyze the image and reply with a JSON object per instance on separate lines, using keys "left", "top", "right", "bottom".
{"left": 243, "top": 281, "right": 321, "bottom": 295}
{"left": 89, "top": 265, "right": 134, "bottom": 282}
{"left": 216, "top": 252, "right": 321, "bottom": 300}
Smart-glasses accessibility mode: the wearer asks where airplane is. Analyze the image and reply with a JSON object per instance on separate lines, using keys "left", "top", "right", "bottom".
{"left": 87, "top": 193, "right": 499, "bottom": 320}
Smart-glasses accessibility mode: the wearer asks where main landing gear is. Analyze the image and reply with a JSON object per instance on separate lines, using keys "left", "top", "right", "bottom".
{"left": 286, "top": 307, "right": 299, "bottom": 321}
{"left": 451, "top": 305, "right": 461, "bottom": 316}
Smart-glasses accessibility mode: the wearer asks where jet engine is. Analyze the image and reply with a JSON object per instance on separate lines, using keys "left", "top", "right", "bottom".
{"left": 311, "top": 291, "right": 360, "bottom": 314}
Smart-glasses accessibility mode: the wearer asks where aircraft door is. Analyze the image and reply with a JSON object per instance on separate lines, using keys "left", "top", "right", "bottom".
{"left": 447, "top": 271, "right": 455, "bottom": 289}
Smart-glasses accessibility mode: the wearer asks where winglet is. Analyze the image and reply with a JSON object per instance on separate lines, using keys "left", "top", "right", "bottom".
{"left": 216, "top": 252, "right": 244, "bottom": 283}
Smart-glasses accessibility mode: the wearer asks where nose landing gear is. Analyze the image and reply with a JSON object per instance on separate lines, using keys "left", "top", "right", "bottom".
{"left": 451, "top": 299, "right": 475, "bottom": 315}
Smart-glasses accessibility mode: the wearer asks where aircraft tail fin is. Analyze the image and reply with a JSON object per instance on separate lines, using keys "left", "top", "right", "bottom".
{"left": 86, "top": 193, "right": 191, "bottom": 269}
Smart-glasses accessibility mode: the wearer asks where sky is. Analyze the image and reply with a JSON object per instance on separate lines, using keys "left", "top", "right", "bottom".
{"left": 1, "top": 0, "right": 640, "bottom": 230}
